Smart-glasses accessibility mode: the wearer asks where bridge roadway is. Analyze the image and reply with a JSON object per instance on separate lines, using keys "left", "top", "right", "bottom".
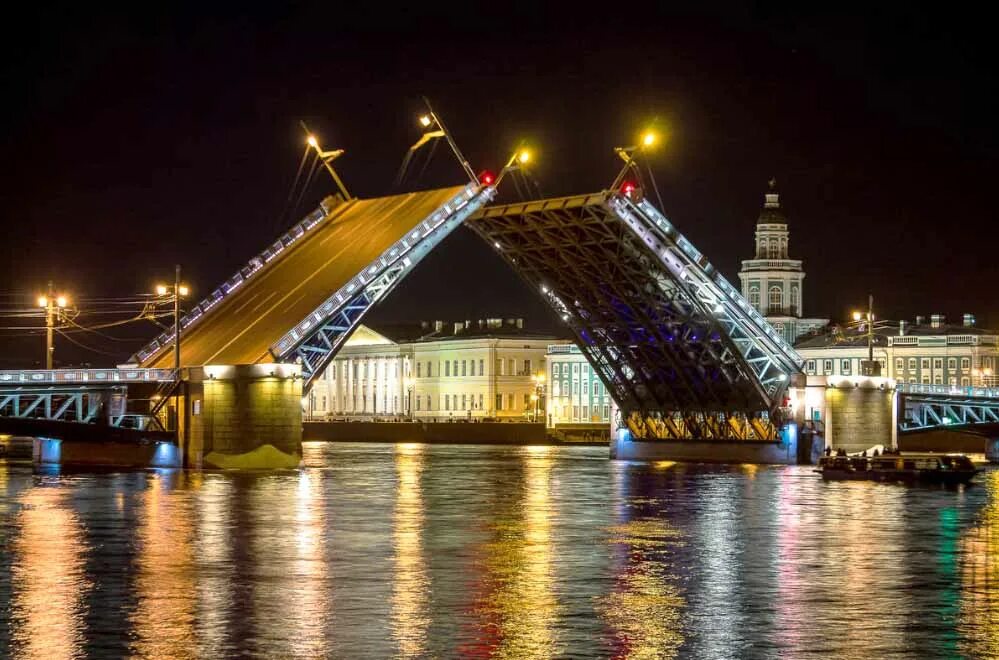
{"left": 144, "top": 187, "right": 464, "bottom": 368}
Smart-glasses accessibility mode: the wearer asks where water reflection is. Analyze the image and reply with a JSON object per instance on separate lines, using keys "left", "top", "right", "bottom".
{"left": 194, "top": 476, "right": 235, "bottom": 656}
{"left": 960, "top": 468, "right": 999, "bottom": 657}
{"left": 11, "top": 485, "right": 89, "bottom": 659}
{"left": 465, "top": 446, "right": 560, "bottom": 657}
{"left": 129, "top": 471, "right": 197, "bottom": 658}
{"left": 392, "top": 443, "right": 429, "bottom": 657}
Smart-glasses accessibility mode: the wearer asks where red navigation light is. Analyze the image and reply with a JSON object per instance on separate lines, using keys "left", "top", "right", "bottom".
{"left": 621, "top": 180, "right": 636, "bottom": 196}
{"left": 479, "top": 170, "right": 495, "bottom": 186}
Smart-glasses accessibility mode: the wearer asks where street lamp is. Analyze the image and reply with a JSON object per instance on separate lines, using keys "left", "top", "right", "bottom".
{"left": 404, "top": 377, "right": 415, "bottom": 421}
{"left": 493, "top": 145, "right": 534, "bottom": 187}
{"left": 612, "top": 127, "right": 662, "bottom": 192}
{"left": 37, "top": 281, "right": 70, "bottom": 369}
{"left": 530, "top": 372, "right": 546, "bottom": 423}
{"left": 155, "top": 265, "right": 190, "bottom": 376}
{"left": 851, "top": 293, "right": 880, "bottom": 377}
{"left": 304, "top": 130, "right": 351, "bottom": 202}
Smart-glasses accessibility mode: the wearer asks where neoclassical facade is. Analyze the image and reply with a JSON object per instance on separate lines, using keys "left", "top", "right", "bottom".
{"left": 738, "top": 180, "right": 828, "bottom": 343}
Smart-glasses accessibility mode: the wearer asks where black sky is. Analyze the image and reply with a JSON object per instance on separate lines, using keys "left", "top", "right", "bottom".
{"left": 1, "top": 3, "right": 996, "bottom": 367}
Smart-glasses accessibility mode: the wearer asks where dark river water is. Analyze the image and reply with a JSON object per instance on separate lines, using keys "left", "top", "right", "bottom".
{"left": 1, "top": 442, "right": 997, "bottom": 659}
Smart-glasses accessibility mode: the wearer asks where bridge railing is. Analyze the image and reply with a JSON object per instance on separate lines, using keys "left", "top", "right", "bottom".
{"left": 0, "top": 368, "right": 175, "bottom": 386}
{"left": 132, "top": 196, "right": 340, "bottom": 365}
{"left": 896, "top": 382, "right": 999, "bottom": 399}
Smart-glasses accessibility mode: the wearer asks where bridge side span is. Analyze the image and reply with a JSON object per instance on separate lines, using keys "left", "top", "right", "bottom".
{"left": 468, "top": 191, "right": 803, "bottom": 440}
{"left": 138, "top": 185, "right": 489, "bottom": 383}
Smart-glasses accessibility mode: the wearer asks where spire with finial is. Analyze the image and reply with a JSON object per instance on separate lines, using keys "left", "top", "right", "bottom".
{"left": 764, "top": 177, "right": 780, "bottom": 209}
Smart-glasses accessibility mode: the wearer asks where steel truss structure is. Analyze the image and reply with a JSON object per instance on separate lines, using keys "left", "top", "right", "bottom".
{"left": 0, "top": 385, "right": 141, "bottom": 427}
{"left": 469, "top": 191, "right": 803, "bottom": 441}
{"left": 271, "top": 184, "right": 495, "bottom": 388}
{"left": 898, "top": 384, "right": 999, "bottom": 432}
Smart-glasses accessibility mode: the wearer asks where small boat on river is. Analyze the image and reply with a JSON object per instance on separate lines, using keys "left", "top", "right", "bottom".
{"left": 815, "top": 452, "right": 979, "bottom": 485}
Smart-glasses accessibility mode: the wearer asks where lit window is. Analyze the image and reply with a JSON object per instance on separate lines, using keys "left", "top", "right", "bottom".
{"left": 908, "top": 358, "right": 917, "bottom": 371}
{"left": 749, "top": 286, "right": 760, "bottom": 307}
{"left": 553, "top": 364, "right": 560, "bottom": 377}
{"left": 895, "top": 358, "right": 903, "bottom": 371}
{"left": 933, "top": 358, "right": 943, "bottom": 370}
{"left": 768, "top": 286, "right": 783, "bottom": 313}
{"left": 961, "top": 357, "right": 970, "bottom": 370}
{"left": 921, "top": 358, "right": 930, "bottom": 370}
{"left": 841, "top": 359, "right": 851, "bottom": 375}
{"left": 417, "top": 362, "right": 422, "bottom": 378}
{"left": 462, "top": 360, "right": 467, "bottom": 377}
{"left": 823, "top": 359, "right": 833, "bottom": 373}
{"left": 806, "top": 359, "right": 815, "bottom": 374}
{"left": 446, "top": 362, "right": 451, "bottom": 377}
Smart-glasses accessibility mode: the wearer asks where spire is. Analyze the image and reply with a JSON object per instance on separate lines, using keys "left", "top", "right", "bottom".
{"left": 764, "top": 178, "right": 780, "bottom": 209}
{"left": 757, "top": 177, "right": 786, "bottom": 224}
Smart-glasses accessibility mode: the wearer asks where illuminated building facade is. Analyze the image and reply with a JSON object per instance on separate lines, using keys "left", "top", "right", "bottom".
{"left": 796, "top": 314, "right": 999, "bottom": 387}
{"left": 738, "top": 180, "right": 828, "bottom": 343}
{"left": 543, "top": 344, "right": 613, "bottom": 426}
{"left": 307, "top": 319, "right": 567, "bottom": 420}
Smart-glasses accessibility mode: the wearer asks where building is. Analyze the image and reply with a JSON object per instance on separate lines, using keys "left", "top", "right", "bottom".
{"left": 795, "top": 313, "right": 999, "bottom": 387}
{"left": 307, "top": 318, "right": 569, "bottom": 421}
{"left": 738, "top": 180, "right": 828, "bottom": 343}
{"left": 544, "top": 344, "right": 614, "bottom": 427}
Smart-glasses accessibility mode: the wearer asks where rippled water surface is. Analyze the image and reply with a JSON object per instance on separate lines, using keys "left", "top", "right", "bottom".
{"left": 2, "top": 442, "right": 998, "bottom": 658}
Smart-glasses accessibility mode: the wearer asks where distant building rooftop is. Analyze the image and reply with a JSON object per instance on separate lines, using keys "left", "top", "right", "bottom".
{"left": 795, "top": 315, "right": 995, "bottom": 350}
{"left": 359, "top": 317, "right": 567, "bottom": 345}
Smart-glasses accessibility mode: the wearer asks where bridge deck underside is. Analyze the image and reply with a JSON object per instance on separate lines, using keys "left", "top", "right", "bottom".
{"left": 143, "top": 187, "right": 464, "bottom": 368}
{"left": 469, "top": 194, "right": 770, "bottom": 431}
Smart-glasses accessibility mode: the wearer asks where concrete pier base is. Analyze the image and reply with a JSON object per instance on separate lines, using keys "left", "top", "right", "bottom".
{"left": 610, "top": 424, "right": 822, "bottom": 465}
{"left": 179, "top": 364, "right": 303, "bottom": 469}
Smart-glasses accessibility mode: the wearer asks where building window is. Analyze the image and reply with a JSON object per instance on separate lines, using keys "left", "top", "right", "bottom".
{"left": 445, "top": 361, "right": 451, "bottom": 377}
{"left": 479, "top": 394, "right": 483, "bottom": 410}
{"left": 444, "top": 396, "right": 450, "bottom": 411}
{"left": 908, "top": 358, "right": 916, "bottom": 371}
{"left": 749, "top": 286, "right": 760, "bottom": 307}
{"left": 479, "top": 359, "right": 484, "bottom": 375}
{"left": 962, "top": 377, "right": 970, "bottom": 387}
{"left": 416, "top": 396, "right": 421, "bottom": 411}
{"left": 949, "top": 377, "right": 957, "bottom": 386}
{"left": 583, "top": 381, "right": 589, "bottom": 395}
{"left": 921, "top": 358, "right": 930, "bottom": 371}
{"left": 768, "top": 241, "right": 778, "bottom": 258}
{"left": 768, "top": 286, "right": 783, "bottom": 312}
{"left": 933, "top": 358, "right": 943, "bottom": 370}
{"left": 507, "top": 393, "right": 514, "bottom": 410}
{"left": 806, "top": 359, "right": 816, "bottom": 374}
{"left": 454, "top": 360, "right": 458, "bottom": 377}
{"left": 823, "top": 359, "right": 833, "bottom": 374}
{"left": 553, "top": 382, "right": 560, "bottom": 396}
{"left": 790, "top": 286, "right": 799, "bottom": 313}
{"left": 572, "top": 364, "right": 579, "bottom": 374}
{"left": 593, "top": 381, "right": 600, "bottom": 396}
{"left": 426, "top": 394, "right": 431, "bottom": 410}
{"left": 462, "top": 360, "right": 467, "bottom": 377}
{"left": 469, "top": 360, "right": 474, "bottom": 377}
{"left": 393, "top": 395, "right": 397, "bottom": 412}
{"left": 604, "top": 405, "right": 610, "bottom": 419}
{"left": 417, "top": 362, "right": 422, "bottom": 378}
{"left": 461, "top": 394, "right": 467, "bottom": 410}
{"left": 895, "top": 358, "right": 904, "bottom": 372}
{"left": 553, "top": 363, "right": 560, "bottom": 377}
{"left": 572, "top": 382, "right": 578, "bottom": 395}
{"left": 841, "top": 359, "right": 851, "bottom": 375}
{"left": 572, "top": 405, "right": 578, "bottom": 420}
{"left": 933, "top": 375, "right": 942, "bottom": 385}
{"left": 523, "top": 393, "right": 530, "bottom": 408}
{"left": 961, "top": 357, "right": 971, "bottom": 370}
{"left": 508, "top": 359, "right": 515, "bottom": 376}
{"left": 947, "top": 358, "right": 956, "bottom": 371}
{"left": 921, "top": 375, "right": 930, "bottom": 384}
{"left": 496, "top": 358, "right": 503, "bottom": 375}
{"left": 524, "top": 359, "right": 532, "bottom": 375}
{"left": 427, "top": 362, "right": 432, "bottom": 377}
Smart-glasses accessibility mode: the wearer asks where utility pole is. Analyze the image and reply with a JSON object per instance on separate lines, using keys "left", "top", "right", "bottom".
{"left": 45, "top": 280, "right": 55, "bottom": 370}
{"left": 867, "top": 293, "right": 874, "bottom": 373}
{"left": 174, "top": 264, "right": 181, "bottom": 375}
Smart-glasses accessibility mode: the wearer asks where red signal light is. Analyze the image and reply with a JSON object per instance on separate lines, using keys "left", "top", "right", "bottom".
{"left": 479, "top": 170, "right": 495, "bottom": 186}
{"left": 621, "top": 181, "right": 636, "bottom": 196}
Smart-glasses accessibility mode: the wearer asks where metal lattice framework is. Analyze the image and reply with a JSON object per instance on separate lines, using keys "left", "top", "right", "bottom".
{"left": 271, "top": 184, "right": 495, "bottom": 387}
{"left": 0, "top": 386, "right": 140, "bottom": 426}
{"left": 468, "top": 191, "right": 804, "bottom": 441}
{"left": 898, "top": 383, "right": 999, "bottom": 432}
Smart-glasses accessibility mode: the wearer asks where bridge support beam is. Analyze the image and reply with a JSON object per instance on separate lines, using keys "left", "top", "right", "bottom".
{"left": 179, "top": 364, "right": 302, "bottom": 469}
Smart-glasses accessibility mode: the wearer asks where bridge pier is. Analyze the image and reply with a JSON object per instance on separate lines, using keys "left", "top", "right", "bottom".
{"left": 178, "top": 364, "right": 302, "bottom": 469}
{"left": 821, "top": 378, "right": 895, "bottom": 453}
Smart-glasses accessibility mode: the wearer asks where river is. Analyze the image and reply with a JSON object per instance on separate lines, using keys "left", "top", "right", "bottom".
{"left": 1, "top": 442, "right": 997, "bottom": 658}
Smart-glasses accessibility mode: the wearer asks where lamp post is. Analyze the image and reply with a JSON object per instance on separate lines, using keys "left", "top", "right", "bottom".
{"left": 612, "top": 129, "right": 661, "bottom": 193}
{"left": 156, "top": 266, "right": 190, "bottom": 376}
{"left": 852, "top": 293, "right": 880, "bottom": 377}
{"left": 531, "top": 372, "right": 546, "bottom": 423}
{"left": 37, "top": 281, "right": 70, "bottom": 369}
{"left": 404, "top": 377, "right": 415, "bottom": 421}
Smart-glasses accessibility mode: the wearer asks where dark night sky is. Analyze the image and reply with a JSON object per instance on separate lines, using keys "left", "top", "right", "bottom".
{"left": 1, "top": 4, "right": 996, "bottom": 367}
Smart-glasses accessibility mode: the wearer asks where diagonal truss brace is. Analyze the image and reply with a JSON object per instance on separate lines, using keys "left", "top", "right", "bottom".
{"left": 607, "top": 194, "right": 804, "bottom": 411}
{"left": 272, "top": 184, "right": 496, "bottom": 389}
{"left": 900, "top": 394, "right": 999, "bottom": 431}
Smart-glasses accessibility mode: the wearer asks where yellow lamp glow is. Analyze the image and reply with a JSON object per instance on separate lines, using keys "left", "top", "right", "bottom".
{"left": 641, "top": 131, "right": 657, "bottom": 148}
{"left": 37, "top": 296, "right": 47, "bottom": 308}
{"left": 56, "top": 296, "right": 67, "bottom": 308}
{"left": 419, "top": 115, "right": 432, "bottom": 127}
{"left": 307, "top": 135, "right": 318, "bottom": 148}
{"left": 518, "top": 149, "right": 531, "bottom": 164}
{"left": 156, "top": 285, "right": 168, "bottom": 296}
{"left": 178, "top": 285, "right": 189, "bottom": 297}
{"left": 852, "top": 311, "right": 862, "bottom": 321}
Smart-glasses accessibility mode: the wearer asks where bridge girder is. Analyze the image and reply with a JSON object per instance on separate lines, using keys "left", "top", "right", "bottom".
{"left": 468, "top": 191, "right": 803, "bottom": 439}
{"left": 900, "top": 392, "right": 999, "bottom": 432}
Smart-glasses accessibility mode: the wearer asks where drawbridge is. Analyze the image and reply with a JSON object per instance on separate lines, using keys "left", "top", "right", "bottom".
{"left": 132, "top": 177, "right": 802, "bottom": 441}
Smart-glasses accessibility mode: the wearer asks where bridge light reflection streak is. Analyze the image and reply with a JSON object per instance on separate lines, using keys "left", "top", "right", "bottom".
{"left": 392, "top": 443, "right": 429, "bottom": 657}
{"left": 11, "top": 488, "right": 90, "bottom": 660}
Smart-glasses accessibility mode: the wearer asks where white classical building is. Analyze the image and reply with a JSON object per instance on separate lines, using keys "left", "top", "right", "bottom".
{"left": 307, "top": 319, "right": 569, "bottom": 421}
{"left": 738, "top": 180, "right": 828, "bottom": 343}
{"left": 796, "top": 314, "right": 999, "bottom": 387}
{"left": 544, "top": 344, "right": 614, "bottom": 427}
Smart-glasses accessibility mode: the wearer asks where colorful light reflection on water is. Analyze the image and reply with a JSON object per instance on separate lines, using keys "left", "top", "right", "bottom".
{"left": 1, "top": 443, "right": 997, "bottom": 658}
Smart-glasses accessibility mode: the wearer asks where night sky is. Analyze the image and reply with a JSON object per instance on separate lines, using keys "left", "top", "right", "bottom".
{"left": 1, "top": 4, "right": 996, "bottom": 367}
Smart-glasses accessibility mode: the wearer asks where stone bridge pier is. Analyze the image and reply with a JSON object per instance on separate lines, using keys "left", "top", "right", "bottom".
{"left": 176, "top": 364, "right": 302, "bottom": 469}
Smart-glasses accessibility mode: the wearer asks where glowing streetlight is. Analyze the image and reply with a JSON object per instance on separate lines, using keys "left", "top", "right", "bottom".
{"left": 517, "top": 149, "right": 531, "bottom": 164}
{"left": 156, "top": 284, "right": 168, "bottom": 296}
{"left": 155, "top": 267, "right": 190, "bottom": 376}
{"left": 306, "top": 134, "right": 319, "bottom": 148}
{"left": 37, "top": 282, "right": 71, "bottom": 369}
{"left": 419, "top": 115, "right": 433, "bottom": 127}
{"left": 852, "top": 311, "right": 862, "bottom": 321}
{"left": 641, "top": 130, "right": 658, "bottom": 148}
{"left": 178, "top": 285, "right": 190, "bottom": 297}
{"left": 56, "top": 296, "right": 67, "bottom": 308}
{"left": 493, "top": 145, "right": 535, "bottom": 186}
{"left": 37, "top": 296, "right": 47, "bottom": 308}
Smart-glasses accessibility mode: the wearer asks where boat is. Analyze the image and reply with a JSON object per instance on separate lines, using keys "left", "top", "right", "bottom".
{"left": 815, "top": 452, "right": 979, "bottom": 485}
